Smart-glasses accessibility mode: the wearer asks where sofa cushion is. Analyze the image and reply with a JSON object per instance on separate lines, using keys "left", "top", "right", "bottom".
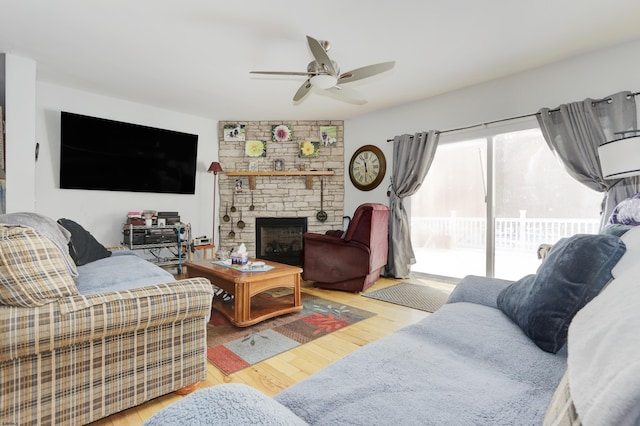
{"left": 497, "top": 233, "right": 626, "bottom": 353}
{"left": 0, "top": 212, "right": 78, "bottom": 278}
{"left": 57, "top": 218, "right": 111, "bottom": 266}
{"left": 0, "top": 225, "right": 78, "bottom": 307}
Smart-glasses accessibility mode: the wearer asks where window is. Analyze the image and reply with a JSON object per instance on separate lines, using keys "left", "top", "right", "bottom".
{"left": 410, "top": 124, "right": 602, "bottom": 280}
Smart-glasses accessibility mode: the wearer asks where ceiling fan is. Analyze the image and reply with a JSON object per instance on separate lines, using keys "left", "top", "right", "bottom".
{"left": 250, "top": 35, "right": 395, "bottom": 104}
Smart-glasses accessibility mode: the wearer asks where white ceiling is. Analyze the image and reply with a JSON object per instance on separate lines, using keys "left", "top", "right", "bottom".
{"left": 2, "top": 0, "right": 640, "bottom": 121}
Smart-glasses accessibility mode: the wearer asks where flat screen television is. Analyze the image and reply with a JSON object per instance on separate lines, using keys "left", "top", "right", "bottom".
{"left": 60, "top": 111, "right": 199, "bottom": 194}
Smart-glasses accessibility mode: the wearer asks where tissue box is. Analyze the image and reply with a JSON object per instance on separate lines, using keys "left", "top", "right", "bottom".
{"left": 231, "top": 252, "right": 249, "bottom": 265}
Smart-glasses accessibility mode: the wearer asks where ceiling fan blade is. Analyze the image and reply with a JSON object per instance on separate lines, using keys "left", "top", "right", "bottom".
{"left": 325, "top": 86, "right": 367, "bottom": 105}
{"left": 337, "top": 61, "right": 395, "bottom": 84}
{"left": 306, "top": 35, "right": 337, "bottom": 76}
{"left": 293, "top": 79, "right": 312, "bottom": 102}
{"left": 250, "top": 71, "right": 314, "bottom": 76}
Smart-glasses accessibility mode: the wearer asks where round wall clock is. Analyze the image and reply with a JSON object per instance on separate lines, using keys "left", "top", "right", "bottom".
{"left": 349, "top": 144, "right": 387, "bottom": 191}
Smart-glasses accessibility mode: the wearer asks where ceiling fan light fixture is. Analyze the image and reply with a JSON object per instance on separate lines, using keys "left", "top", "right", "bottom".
{"left": 310, "top": 74, "right": 337, "bottom": 89}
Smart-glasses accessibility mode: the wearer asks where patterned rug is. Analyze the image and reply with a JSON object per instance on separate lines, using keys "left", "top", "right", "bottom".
{"left": 362, "top": 282, "right": 452, "bottom": 313}
{"left": 206, "top": 292, "right": 375, "bottom": 375}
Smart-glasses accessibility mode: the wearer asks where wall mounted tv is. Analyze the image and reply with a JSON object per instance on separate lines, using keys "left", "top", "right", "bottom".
{"left": 60, "top": 112, "right": 199, "bottom": 194}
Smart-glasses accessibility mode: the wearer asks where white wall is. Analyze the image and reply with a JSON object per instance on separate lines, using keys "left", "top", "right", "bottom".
{"left": 35, "top": 82, "right": 218, "bottom": 246}
{"left": 343, "top": 37, "right": 640, "bottom": 215}
{"left": 5, "top": 54, "right": 37, "bottom": 212}
{"left": 14, "top": 37, "right": 640, "bottom": 241}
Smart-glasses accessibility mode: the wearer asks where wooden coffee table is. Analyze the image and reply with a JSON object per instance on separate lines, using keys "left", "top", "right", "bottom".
{"left": 184, "top": 258, "right": 303, "bottom": 327}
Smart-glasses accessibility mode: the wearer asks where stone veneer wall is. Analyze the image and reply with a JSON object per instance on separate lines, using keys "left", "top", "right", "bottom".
{"left": 217, "top": 120, "right": 344, "bottom": 257}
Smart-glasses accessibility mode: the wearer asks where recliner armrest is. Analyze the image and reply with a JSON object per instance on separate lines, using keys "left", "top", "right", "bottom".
{"left": 302, "top": 233, "right": 371, "bottom": 282}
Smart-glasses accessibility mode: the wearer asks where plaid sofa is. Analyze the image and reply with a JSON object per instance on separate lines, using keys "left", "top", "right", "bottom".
{"left": 0, "top": 220, "right": 214, "bottom": 425}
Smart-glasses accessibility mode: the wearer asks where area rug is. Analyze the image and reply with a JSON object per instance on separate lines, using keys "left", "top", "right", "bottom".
{"left": 362, "top": 282, "right": 451, "bottom": 313}
{"left": 206, "top": 292, "right": 375, "bottom": 375}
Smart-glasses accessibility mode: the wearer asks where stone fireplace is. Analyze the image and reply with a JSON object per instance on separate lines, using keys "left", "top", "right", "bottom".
{"left": 217, "top": 120, "right": 345, "bottom": 259}
{"left": 256, "top": 217, "right": 307, "bottom": 266}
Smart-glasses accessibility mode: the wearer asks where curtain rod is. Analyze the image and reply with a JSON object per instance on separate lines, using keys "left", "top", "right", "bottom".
{"left": 386, "top": 91, "right": 640, "bottom": 142}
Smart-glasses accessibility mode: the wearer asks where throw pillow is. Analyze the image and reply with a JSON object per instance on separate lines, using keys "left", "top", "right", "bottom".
{"left": 607, "top": 191, "right": 640, "bottom": 226}
{"left": 0, "top": 211, "right": 78, "bottom": 278}
{"left": 57, "top": 218, "right": 111, "bottom": 266}
{"left": 496, "top": 233, "right": 626, "bottom": 353}
{"left": 0, "top": 225, "right": 79, "bottom": 307}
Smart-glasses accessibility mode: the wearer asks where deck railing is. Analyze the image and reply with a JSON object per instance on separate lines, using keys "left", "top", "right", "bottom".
{"left": 411, "top": 212, "right": 600, "bottom": 252}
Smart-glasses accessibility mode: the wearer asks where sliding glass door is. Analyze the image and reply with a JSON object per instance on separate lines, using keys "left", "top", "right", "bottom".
{"left": 411, "top": 125, "right": 602, "bottom": 280}
{"left": 410, "top": 138, "right": 487, "bottom": 278}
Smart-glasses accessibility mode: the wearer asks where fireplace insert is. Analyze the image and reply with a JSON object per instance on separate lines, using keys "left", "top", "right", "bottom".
{"left": 256, "top": 217, "right": 307, "bottom": 266}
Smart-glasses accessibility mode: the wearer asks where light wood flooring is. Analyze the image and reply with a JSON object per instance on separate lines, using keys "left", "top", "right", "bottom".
{"left": 90, "top": 276, "right": 455, "bottom": 425}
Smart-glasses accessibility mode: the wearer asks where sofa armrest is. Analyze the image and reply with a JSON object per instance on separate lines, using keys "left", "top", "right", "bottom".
{"left": 446, "top": 275, "right": 514, "bottom": 309}
{"left": 0, "top": 278, "right": 213, "bottom": 362}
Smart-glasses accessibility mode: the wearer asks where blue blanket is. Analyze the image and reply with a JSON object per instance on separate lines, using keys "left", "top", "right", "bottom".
{"left": 75, "top": 251, "right": 175, "bottom": 294}
{"left": 275, "top": 301, "right": 566, "bottom": 425}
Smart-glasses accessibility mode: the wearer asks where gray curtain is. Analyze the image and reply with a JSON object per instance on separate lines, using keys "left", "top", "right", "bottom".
{"left": 386, "top": 130, "right": 440, "bottom": 278}
{"left": 537, "top": 91, "right": 638, "bottom": 229}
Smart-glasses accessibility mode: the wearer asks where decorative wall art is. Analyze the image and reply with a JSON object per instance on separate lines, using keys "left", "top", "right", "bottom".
{"left": 245, "top": 140, "right": 267, "bottom": 157}
{"left": 274, "top": 158, "right": 285, "bottom": 171}
{"left": 272, "top": 124, "right": 293, "bottom": 142}
{"left": 299, "top": 141, "right": 320, "bottom": 158}
{"left": 320, "top": 125, "right": 337, "bottom": 146}
{"left": 224, "top": 124, "right": 246, "bottom": 141}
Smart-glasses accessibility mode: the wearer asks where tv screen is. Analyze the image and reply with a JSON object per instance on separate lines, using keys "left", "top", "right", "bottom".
{"left": 60, "top": 111, "right": 198, "bottom": 194}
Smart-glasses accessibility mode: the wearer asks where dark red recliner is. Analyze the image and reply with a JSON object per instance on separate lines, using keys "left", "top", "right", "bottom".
{"left": 302, "top": 203, "right": 389, "bottom": 292}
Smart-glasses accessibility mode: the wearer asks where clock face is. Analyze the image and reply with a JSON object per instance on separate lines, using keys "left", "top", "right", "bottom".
{"left": 349, "top": 145, "right": 386, "bottom": 191}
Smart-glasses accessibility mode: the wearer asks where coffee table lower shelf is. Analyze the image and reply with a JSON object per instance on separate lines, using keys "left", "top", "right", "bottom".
{"left": 213, "top": 292, "right": 302, "bottom": 327}
{"left": 184, "top": 258, "right": 303, "bottom": 327}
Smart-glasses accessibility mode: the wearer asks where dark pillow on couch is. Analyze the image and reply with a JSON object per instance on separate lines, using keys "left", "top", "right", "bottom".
{"left": 57, "top": 218, "right": 111, "bottom": 266}
{"left": 497, "top": 233, "right": 626, "bottom": 353}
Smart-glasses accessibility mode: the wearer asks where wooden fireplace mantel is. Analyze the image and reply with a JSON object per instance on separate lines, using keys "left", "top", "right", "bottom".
{"left": 225, "top": 170, "right": 334, "bottom": 190}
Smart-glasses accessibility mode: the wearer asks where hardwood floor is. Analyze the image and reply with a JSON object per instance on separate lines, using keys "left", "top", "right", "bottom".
{"left": 89, "top": 276, "right": 455, "bottom": 425}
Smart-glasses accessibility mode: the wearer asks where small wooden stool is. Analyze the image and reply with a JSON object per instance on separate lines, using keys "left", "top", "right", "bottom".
{"left": 189, "top": 244, "right": 215, "bottom": 261}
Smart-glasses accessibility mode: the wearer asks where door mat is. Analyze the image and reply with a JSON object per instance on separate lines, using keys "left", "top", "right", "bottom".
{"left": 362, "top": 282, "right": 452, "bottom": 313}
{"left": 207, "top": 292, "right": 375, "bottom": 375}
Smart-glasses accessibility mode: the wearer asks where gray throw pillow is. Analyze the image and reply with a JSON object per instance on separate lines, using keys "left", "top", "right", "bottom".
{"left": 497, "top": 233, "right": 626, "bottom": 353}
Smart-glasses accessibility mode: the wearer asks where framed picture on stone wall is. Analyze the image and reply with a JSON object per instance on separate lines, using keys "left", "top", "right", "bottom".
{"left": 319, "top": 125, "right": 337, "bottom": 146}
{"left": 245, "top": 140, "right": 266, "bottom": 157}
{"left": 299, "top": 141, "right": 320, "bottom": 158}
{"left": 224, "top": 124, "right": 245, "bottom": 142}
{"left": 272, "top": 124, "right": 292, "bottom": 142}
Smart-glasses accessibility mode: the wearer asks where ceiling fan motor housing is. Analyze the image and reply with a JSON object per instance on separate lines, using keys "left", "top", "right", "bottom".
{"left": 307, "top": 60, "right": 339, "bottom": 76}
